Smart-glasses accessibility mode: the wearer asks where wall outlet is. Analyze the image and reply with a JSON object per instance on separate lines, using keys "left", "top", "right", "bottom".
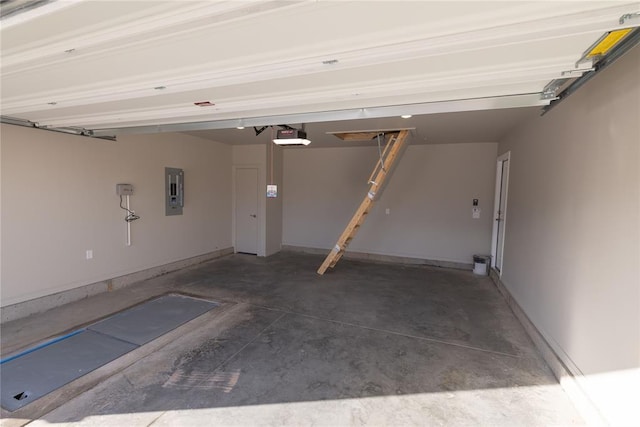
{"left": 86, "top": 250, "right": 93, "bottom": 260}
{"left": 385, "top": 208, "right": 390, "bottom": 215}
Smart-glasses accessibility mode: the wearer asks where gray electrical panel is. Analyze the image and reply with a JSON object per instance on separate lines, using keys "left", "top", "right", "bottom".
{"left": 165, "top": 167, "right": 184, "bottom": 216}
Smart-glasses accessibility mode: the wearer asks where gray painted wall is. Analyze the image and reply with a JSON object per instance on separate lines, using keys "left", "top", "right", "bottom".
{"left": 498, "top": 46, "right": 640, "bottom": 425}
{"left": 283, "top": 142, "right": 498, "bottom": 264}
{"left": 1, "top": 125, "right": 232, "bottom": 306}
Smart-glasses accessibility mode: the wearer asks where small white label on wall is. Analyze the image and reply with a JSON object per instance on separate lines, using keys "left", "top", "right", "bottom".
{"left": 472, "top": 207, "right": 481, "bottom": 219}
{"left": 267, "top": 184, "right": 278, "bottom": 198}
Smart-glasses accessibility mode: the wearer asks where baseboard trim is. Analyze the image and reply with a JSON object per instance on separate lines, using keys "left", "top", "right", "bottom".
{"left": 488, "top": 269, "right": 606, "bottom": 426}
{"left": 0, "top": 247, "right": 234, "bottom": 324}
{"left": 282, "top": 245, "right": 473, "bottom": 270}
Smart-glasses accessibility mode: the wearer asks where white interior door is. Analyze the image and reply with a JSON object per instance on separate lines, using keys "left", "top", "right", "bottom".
{"left": 492, "top": 153, "right": 510, "bottom": 273}
{"left": 235, "top": 168, "right": 259, "bottom": 254}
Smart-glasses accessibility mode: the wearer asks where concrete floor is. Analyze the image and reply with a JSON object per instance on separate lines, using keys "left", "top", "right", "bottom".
{"left": 1, "top": 252, "right": 584, "bottom": 426}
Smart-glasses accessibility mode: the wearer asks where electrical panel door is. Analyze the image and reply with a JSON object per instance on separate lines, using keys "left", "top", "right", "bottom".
{"left": 165, "top": 167, "right": 184, "bottom": 216}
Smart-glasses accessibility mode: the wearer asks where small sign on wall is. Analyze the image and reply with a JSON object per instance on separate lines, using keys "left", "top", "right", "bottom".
{"left": 267, "top": 184, "right": 278, "bottom": 198}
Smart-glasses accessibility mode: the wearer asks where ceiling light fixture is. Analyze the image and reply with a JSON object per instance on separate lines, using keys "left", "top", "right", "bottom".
{"left": 236, "top": 126, "right": 245, "bottom": 130}
{"left": 273, "top": 129, "right": 310, "bottom": 146}
{"left": 401, "top": 114, "right": 412, "bottom": 119}
{"left": 154, "top": 86, "right": 166, "bottom": 90}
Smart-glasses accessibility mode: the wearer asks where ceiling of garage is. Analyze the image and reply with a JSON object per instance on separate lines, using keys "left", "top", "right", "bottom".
{"left": 185, "top": 106, "right": 540, "bottom": 147}
{"left": 1, "top": 1, "right": 639, "bottom": 136}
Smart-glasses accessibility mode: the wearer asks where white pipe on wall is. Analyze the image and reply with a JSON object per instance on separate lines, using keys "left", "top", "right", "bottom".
{"left": 126, "top": 195, "right": 131, "bottom": 246}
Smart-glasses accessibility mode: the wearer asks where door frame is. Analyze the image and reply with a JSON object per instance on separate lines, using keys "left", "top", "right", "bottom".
{"left": 232, "top": 165, "right": 262, "bottom": 255}
{"left": 490, "top": 151, "right": 510, "bottom": 274}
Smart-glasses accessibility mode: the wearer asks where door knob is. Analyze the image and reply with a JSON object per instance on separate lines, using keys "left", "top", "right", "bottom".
{"left": 250, "top": 214, "right": 256, "bottom": 218}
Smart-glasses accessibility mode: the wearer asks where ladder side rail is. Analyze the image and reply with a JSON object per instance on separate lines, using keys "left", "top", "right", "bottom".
{"left": 317, "top": 130, "right": 409, "bottom": 275}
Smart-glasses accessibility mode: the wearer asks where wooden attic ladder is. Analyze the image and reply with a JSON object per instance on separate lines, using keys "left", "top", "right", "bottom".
{"left": 317, "top": 129, "right": 409, "bottom": 275}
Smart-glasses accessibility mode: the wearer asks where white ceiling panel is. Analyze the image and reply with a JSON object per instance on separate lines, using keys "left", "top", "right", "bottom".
{"left": 1, "top": 2, "right": 174, "bottom": 50}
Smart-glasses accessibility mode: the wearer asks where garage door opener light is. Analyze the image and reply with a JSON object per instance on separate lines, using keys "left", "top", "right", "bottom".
{"left": 273, "top": 129, "right": 311, "bottom": 146}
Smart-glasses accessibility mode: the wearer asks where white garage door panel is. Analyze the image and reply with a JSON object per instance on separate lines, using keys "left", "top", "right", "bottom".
{"left": 1, "top": 1, "right": 637, "bottom": 129}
